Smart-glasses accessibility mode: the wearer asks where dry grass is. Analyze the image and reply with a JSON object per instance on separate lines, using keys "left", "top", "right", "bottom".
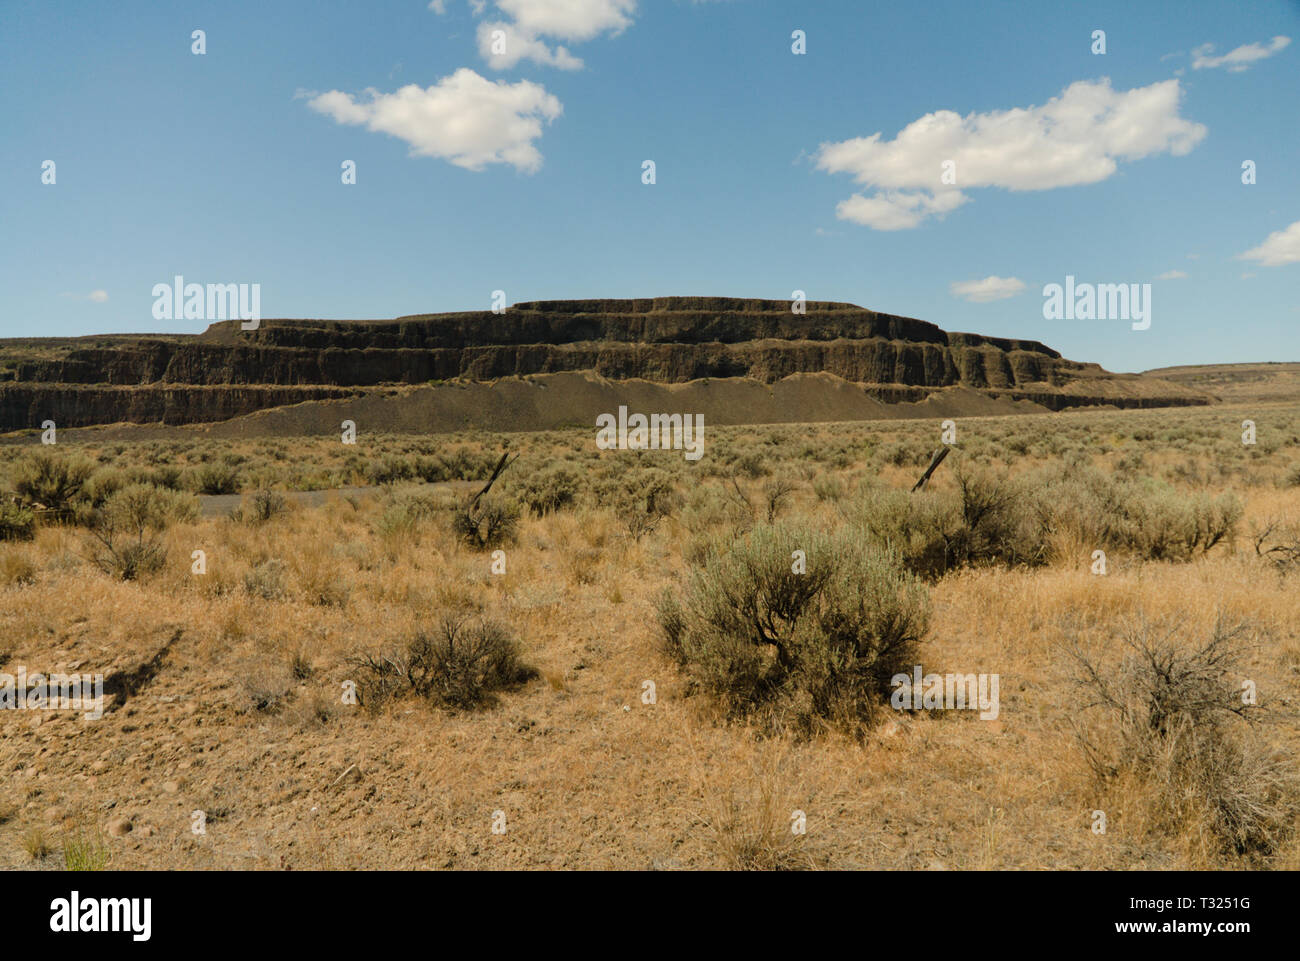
{"left": 22, "top": 825, "right": 53, "bottom": 861}
{"left": 1, "top": 402, "right": 1299, "bottom": 869}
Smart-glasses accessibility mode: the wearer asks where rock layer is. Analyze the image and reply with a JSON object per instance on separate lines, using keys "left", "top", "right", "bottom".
{"left": 0, "top": 297, "right": 1210, "bottom": 430}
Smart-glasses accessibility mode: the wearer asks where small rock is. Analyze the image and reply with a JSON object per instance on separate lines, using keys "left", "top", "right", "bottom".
{"left": 106, "top": 817, "right": 133, "bottom": 837}
{"left": 162, "top": 781, "right": 180, "bottom": 795}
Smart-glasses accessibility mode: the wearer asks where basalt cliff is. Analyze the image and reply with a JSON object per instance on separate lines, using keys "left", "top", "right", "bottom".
{"left": 0, "top": 297, "right": 1211, "bottom": 433}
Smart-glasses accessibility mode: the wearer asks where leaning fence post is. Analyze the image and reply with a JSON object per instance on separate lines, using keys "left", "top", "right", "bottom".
{"left": 911, "top": 445, "right": 951, "bottom": 492}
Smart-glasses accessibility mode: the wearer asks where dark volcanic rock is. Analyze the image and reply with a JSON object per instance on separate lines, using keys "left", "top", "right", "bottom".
{"left": 0, "top": 297, "right": 1206, "bottom": 430}
{"left": 0, "top": 384, "right": 360, "bottom": 431}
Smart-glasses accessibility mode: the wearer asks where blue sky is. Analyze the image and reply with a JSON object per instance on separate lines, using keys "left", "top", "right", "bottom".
{"left": 1, "top": 0, "right": 1296, "bottom": 372}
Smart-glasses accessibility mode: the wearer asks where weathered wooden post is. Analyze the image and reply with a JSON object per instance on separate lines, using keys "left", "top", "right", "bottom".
{"left": 910, "top": 445, "right": 951, "bottom": 492}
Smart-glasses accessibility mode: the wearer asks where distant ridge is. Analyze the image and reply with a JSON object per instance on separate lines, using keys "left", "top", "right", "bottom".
{"left": 0, "top": 298, "right": 1212, "bottom": 432}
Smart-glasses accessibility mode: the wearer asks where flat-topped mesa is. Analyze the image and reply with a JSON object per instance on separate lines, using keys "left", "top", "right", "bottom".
{"left": 0, "top": 298, "right": 1209, "bottom": 430}
{"left": 199, "top": 298, "right": 957, "bottom": 349}
{"left": 195, "top": 298, "right": 1060, "bottom": 353}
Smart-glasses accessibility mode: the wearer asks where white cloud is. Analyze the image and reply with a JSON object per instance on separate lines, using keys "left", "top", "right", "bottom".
{"left": 837, "top": 189, "right": 968, "bottom": 230}
{"left": 1192, "top": 35, "right": 1290, "bottom": 72}
{"left": 497, "top": 0, "right": 634, "bottom": 39}
{"left": 815, "top": 78, "right": 1206, "bottom": 229}
{"left": 88, "top": 289, "right": 109, "bottom": 303}
{"left": 1157, "top": 270, "right": 1188, "bottom": 280}
{"left": 307, "top": 69, "right": 562, "bottom": 173}
{"left": 477, "top": 21, "right": 584, "bottom": 70}
{"left": 1237, "top": 220, "right": 1300, "bottom": 267}
{"left": 472, "top": 0, "right": 636, "bottom": 69}
{"left": 430, "top": 0, "right": 487, "bottom": 14}
{"left": 949, "top": 276, "right": 1026, "bottom": 303}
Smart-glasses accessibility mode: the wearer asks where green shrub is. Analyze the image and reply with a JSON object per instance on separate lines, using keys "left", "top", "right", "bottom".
{"left": 614, "top": 469, "right": 680, "bottom": 540}
{"left": 375, "top": 492, "right": 439, "bottom": 539}
{"left": 243, "top": 558, "right": 288, "bottom": 600}
{"left": 413, "top": 455, "right": 450, "bottom": 483}
{"left": 88, "top": 484, "right": 197, "bottom": 580}
{"left": 440, "top": 447, "right": 499, "bottom": 481}
{"left": 847, "top": 470, "right": 1045, "bottom": 577}
{"left": 452, "top": 494, "right": 519, "bottom": 550}
{"left": 13, "top": 450, "right": 96, "bottom": 513}
{"left": 518, "top": 465, "right": 581, "bottom": 515}
{"left": 189, "top": 461, "right": 240, "bottom": 495}
{"left": 662, "top": 523, "right": 930, "bottom": 737}
{"left": 83, "top": 468, "right": 128, "bottom": 507}
{"left": 1030, "top": 464, "right": 1242, "bottom": 561}
{"left": 365, "top": 455, "right": 416, "bottom": 485}
{"left": 129, "top": 464, "right": 184, "bottom": 490}
{"left": 0, "top": 501, "right": 36, "bottom": 541}
{"left": 732, "top": 451, "right": 769, "bottom": 479}
{"left": 812, "top": 476, "right": 843, "bottom": 502}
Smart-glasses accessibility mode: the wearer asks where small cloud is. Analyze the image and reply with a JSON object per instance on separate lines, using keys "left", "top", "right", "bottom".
{"left": 61, "top": 290, "right": 108, "bottom": 302}
{"left": 1156, "top": 270, "right": 1188, "bottom": 280}
{"left": 1237, "top": 219, "right": 1300, "bottom": 267}
{"left": 1192, "top": 35, "right": 1290, "bottom": 72}
{"left": 949, "top": 275, "right": 1026, "bottom": 303}
{"left": 1186, "top": 253, "right": 1200, "bottom": 260}
{"left": 473, "top": 0, "right": 635, "bottom": 70}
{"left": 836, "top": 189, "right": 968, "bottom": 230}
{"left": 1241, "top": 272, "right": 1257, "bottom": 279}
{"left": 428, "top": 0, "right": 448, "bottom": 13}
{"left": 477, "top": 21, "right": 584, "bottom": 70}
{"left": 307, "top": 69, "right": 562, "bottom": 174}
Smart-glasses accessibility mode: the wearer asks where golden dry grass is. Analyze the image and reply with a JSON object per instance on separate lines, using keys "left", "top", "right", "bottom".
{"left": 1, "top": 401, "right": 1298, "bottom": 869}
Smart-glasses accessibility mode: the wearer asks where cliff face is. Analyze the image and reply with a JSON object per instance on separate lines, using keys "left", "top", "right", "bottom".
{"left": 0, "top": 297, "right": 1210, "bottom": 430}
{"left": 0, "top": 385, "right": 360, "bottom": 430}
{"left": 11, "top": 339, "right": 1070, "bottom": 388}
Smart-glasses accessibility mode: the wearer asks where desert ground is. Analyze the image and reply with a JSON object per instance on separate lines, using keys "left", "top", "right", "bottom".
{"left": 2, "top": 394, "right": 1299, "bottom": 870}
